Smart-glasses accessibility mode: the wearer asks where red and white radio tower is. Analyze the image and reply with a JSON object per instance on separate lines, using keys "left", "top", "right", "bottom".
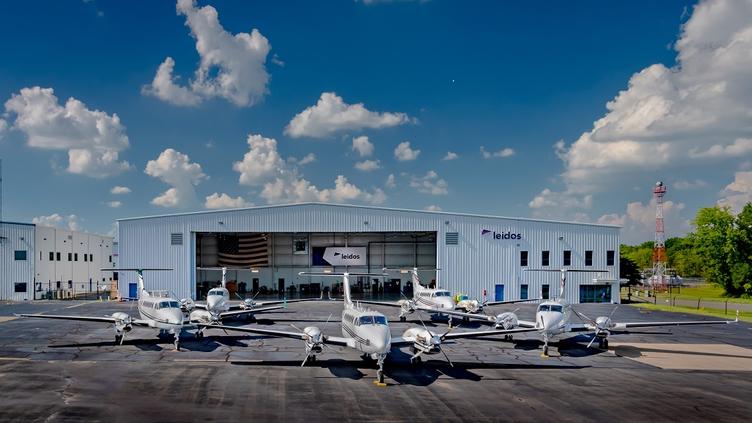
{"left": 652, "top": 181, "right": 667, "bottom": 288}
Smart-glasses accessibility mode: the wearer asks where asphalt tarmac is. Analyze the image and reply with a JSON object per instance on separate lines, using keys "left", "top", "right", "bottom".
{"left": 0, "top": 300, "right": 750, "bottom": 422}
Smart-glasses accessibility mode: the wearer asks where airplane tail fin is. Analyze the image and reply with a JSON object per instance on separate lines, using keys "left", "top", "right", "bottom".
{"left": 137, "top": 270, "right": 145, "bottom": 298}
{"left": 298, "top": 271, "right": 387, "bottom": 307}
{"left": 221, "top": 267, "right": 227, "bottom": 289}
{"left": 342, "top": 273, "right": 352, "bottom": 306}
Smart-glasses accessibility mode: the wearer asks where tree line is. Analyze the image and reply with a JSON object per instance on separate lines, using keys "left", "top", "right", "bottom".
{"left": 620, "top": 203, "right": 752, "bottom": 298}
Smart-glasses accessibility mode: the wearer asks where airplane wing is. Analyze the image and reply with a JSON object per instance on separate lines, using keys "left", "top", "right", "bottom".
{"left": 610, "top": 318, "right": 737, "bottom": 330}
{"left": 218, "top": 305, "right": 285, "bottom": 320}
{"left": 352, "top": 300, "right": 402, "bottom": 308}
{"left": 484, "top": 298, "right": 541, "bottom": 307}
{"left": 255, "top": 297, "right": 323, "bottom": 307}
{"left": 192, "top": 303, "right": 208, "bottom": 310}
{"left": 17, "top": 313, "right": 151, "bottom": 327}
{"left": 442, "top": 327, "right": 540, "bottom": 340}
{"left": 200, "top": 324, "right": 351, "bottom": 347}
{"left": 419, "top": 307, "right": 496, "bottom": 322}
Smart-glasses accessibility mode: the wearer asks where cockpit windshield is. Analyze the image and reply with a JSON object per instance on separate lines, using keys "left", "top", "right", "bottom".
{"left": 551, "top": 305, "right": 563, "bottom": 313}
{"left": 358, "top": 315, "right": 388, "bottom": 325}
{"left": 208, "top": 291, "right": 223, "bottom": 296}
{"left": 538, "top": 305, "right": 550, "bottom": 312}
{"left": 157, "top": 301, "right": 180, "bottom": 309}
{"left": 434, "top": 291, "right": 451, "bottom": 297}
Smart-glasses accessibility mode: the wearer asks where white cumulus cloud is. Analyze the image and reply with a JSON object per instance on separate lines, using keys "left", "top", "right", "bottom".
{"left": 480, "top": 146, "right": 515, "bottom": 159}
{"left": 385, "top": 173, "right": 396, "bottom": 188}
{"left": 233, "top": 133, "right": 387, "bottom": 205}
{"left": 410, "top": 170, "right": 448, "bottom": 195}
{"left": 718, "top": 171, "right": 752, "bottom": 213}
{"left": 204, "top": 192, "right": 252, "bottom": 209}
{"left": 394, "top": 141, "right": 420, "bottom": 161}
{"left": 425, "top": 205, "right": 442, "bottom": 211}
{"left": 597, "top": 199, "right": 689, "bottom": 244}
{"left": 352, "top": 135, "right": 374, "bottom": 157}
{"left": 285, "top": 92, "right": 411, "bottom": 138}
{"left": 355, "top": 159, "right": 381, "bottom": 171}
{"left": 4, "top": 86, "right": 131, "bottom": 177}
{"left": 143, "top": 0, "right": 271, "bottom": 107}
{"left": 145, "top": 148, "right": 207, "bottom": 208}
{"left": 673, "top": 179, "right": 708, "bottom": 190}
{"left": 32, "top": 213, "right": 82, "bottom": 231}
{"left": 110, "top": 186, "right": 131, "bottom": 195}
{"left": 106, "top": 201, "right": 122, "bottom": 208}
{"left": 442, "top": 151, "right": 459, "bottom": 161}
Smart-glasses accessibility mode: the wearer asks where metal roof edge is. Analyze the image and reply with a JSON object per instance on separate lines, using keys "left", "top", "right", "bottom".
{"left": 117, "top": 202, "right": 621, "bottom": 229}
{"left": 0, "top": 221, "right": 35, "bottom": 227}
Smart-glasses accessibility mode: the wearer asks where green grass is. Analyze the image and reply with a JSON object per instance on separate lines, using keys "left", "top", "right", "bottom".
{"left": 626, "top": 302, "right": 752, "bottom": 323}
{"left": 622, "top": 284, "right": 752, "bottom": 304}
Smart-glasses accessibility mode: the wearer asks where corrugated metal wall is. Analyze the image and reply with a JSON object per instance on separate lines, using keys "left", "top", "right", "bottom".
{"left": 0, "top": 223, "right": 35, "bottom": 301}
{"left": 118, "top": 204, "right": 620, "bottom": 302}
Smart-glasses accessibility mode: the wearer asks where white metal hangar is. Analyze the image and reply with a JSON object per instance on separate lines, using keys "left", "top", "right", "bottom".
{"left": 117, "top": 203, "right": 621, "bottom": 304}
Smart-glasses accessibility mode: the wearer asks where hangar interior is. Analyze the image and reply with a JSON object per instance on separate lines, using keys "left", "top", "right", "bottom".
{"left": 194, "top": 232, "right": 437, "bottom": 300}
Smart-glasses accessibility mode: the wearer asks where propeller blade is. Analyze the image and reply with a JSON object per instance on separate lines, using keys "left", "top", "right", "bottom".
{"left": 439, "top": 324, "right": 460, "bottom": 341}
{"left": 440, "top": 348, "right": 454, "bottom": 368}
{"left": 301, "top": 350, "right": 312, "bottom": 367}
{"left": 608, "top": 306, "right": 619, "bottom": 319}
{"left": 411, "top": 349, "right": 426, "bottom": 362}
{"left": 586, "top": 331, "right": 599, "bottom": 349}
{"left": 415, "top": 311, "right": 430, "bottom": 333}
{"left": 119, "top": 332, "right": 126, "bottom": 345}
{"left": 290, "top": 323, "right": 305, "bottom": 334}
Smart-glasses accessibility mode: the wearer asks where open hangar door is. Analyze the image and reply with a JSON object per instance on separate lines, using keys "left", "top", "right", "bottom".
{"left": 194, "top": 232, "right": 436, "bottom": 300}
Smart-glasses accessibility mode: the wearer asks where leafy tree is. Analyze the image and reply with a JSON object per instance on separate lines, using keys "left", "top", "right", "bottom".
{"left": 619, "top": 256, "right": 642, "bottom": 286}
{"left": 689, "top": 206, "right": 735, "bottom": 294}
{"left": 727, "top": 203, "right": 752, "bottom": 296}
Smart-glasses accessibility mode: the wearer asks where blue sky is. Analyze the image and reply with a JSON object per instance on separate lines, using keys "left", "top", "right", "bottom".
{"left": 1, "top": 0, "right": 751, "bottom": 243}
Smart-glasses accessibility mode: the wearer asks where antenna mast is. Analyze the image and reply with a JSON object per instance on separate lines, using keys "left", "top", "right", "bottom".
{"left": 651, "top": 181, "right": 667, "bottom": 289}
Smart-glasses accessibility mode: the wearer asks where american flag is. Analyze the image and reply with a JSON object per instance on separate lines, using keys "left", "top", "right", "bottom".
{"left": 217, "top": 233, "right": 269, "bottom": 267}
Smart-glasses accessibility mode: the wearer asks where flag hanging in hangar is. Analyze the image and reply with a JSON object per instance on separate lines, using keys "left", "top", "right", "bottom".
{"left": 217, "top": 233, "right": 269, "bottom": 267}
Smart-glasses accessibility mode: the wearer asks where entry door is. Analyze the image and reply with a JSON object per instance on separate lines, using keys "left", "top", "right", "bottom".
{"left": 278, "top": 278, "right": 285, "bottom": 294}
{"left": 494, "top": 284, "right": 505, "bottom": 301}
{"left": 128, "top": 283, "right": 137, "bottom": 299}
{"left": 252, "top": 278, "right": 259, "bottom": 294}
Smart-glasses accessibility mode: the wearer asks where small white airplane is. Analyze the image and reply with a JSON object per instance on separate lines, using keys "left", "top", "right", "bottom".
{"left": 19, "top": 268, "right": 191, "bottom": 350}
{"left": 184, "top": 267, "right": 320, "bottom": 337}
{"left": 443, "top": 269, "right": 739, "bottom": 357}
{"left": 454, "top": 292, "right": 540, "bottom": 314}
{"left": 204, "top": 271, "right": 530, "bottom": 384}
{"left": 355, "top": 268, "right": 535, "bottom": 324}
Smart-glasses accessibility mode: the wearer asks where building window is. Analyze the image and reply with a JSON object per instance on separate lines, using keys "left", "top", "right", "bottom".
{"left": 56, "top": 252, "right": 61, "bottom": 261}
{"left": 68, "top": 253, "right": 72, "bottom": 261}
{"left": 75, "top": 253, "right": 78, "bottom": 261}
{"left": 293, "top": 236, "right": 308, "bottom": 255}
{"left": 585, "top": 250, "right": 593, "bottom": 266}
{"left": 520, "top": 251, "right": 528, "bottom": 267}
{"left": 14, "top": 283, "right": 27, "bottom": 293}
{"left": 541, "top": 250, "right": 550, "bottom": 267}
{"left": 14, "top": 250, "right": 27, "bottom": 261}
{"left": 563, "top": 250, "right": 571, "bottom": 266}
{"left": 109, "top": 255, "right": 112, "bottom": 263}
{"left": 607, "top": 250, "right": 615, "bottom": 266}
{"left": 49, "top": 252, "right": 54, "bottom": 261}
{"left": 542, "top": 284, "right": 550, "bottom": 300}
{"left": 445, "top": 232, "right": 459, "bottom": 245}
{"left": 84, "top": 254, "right": 88, "bottom": 262}
{"left": 40, "top": 251, "right": 43, "bottom": 261}
{"left": 520, "top": 284, "right": 529, "bottom": 300}
{"left": 90, "top": 254, "right": 94, "bottom": 262}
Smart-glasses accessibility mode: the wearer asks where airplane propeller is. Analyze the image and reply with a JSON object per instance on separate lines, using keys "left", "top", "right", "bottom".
{"left": 584, "top": 306, "right": 618, "bottom": 349}
{"left": 291, "top": 313, "right": 332, "bottom": 367}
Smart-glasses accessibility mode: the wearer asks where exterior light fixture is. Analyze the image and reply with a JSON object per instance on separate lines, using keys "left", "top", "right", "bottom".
{"left": 251, "top": 268, "right": 259, "bottom": 273}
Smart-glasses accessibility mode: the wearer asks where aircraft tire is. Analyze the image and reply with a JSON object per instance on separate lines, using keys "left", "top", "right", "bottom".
{"left": 400, "top": 316, "right": 406, "bottom": 322}
{"left": 377, "top": 369, "right": 384, "bottom": 384}
{"left": 115, "top": 335, "right": 122, "bottom": 344}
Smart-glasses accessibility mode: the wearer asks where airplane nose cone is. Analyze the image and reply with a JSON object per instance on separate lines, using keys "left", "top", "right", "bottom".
{"left": 168, "top": 310, "right": 184, "bottom": 325}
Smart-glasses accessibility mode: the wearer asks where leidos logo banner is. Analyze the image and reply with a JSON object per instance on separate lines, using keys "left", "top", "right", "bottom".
{"left": 481, "top": 229, "right": 522, "bottom": 240}
{"left": 320, "top": 247, "right": 367, "bottom": 266}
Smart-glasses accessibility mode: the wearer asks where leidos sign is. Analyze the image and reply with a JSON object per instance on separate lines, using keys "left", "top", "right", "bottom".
{"left": 322, "top": 247, "right": 367, "bottom": 266}
{"left": 481, "top": 229, "right": 522, "bottom": 240}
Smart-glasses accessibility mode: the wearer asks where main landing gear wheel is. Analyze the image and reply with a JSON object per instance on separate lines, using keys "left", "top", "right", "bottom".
{"left": 399, "top": 316, "right": 406, "bottom": 322}
{"left": 542, "top": 345, "right": 549, "bottom": 357}
{"left": 599, "top": 339, "right": 608, "bottom": 349}
{"left": 376, "top": 369, "right": 385, "bottom": 384}
{"left": 195, "top": 331, "right": 204, "bottom": 339}
{"left": 115, "top": 334, "right": 123, "bottom": 345}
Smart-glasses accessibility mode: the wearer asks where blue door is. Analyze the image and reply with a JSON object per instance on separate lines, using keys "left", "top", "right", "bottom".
{"left": 128, "top": 283, "right": 137, "bottom": 299}
{"left": 494, "top": 284, "right": 505, "bottom": 301}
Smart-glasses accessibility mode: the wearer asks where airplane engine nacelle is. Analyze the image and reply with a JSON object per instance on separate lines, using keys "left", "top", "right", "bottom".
{"left": 595, "top": 316, "right": 612, "bottom": 331}
{"left": 303, "top": 326, "right": 323, "bottom": 352}
{"left": 112, "top": 312, "right": 133, "bottom": 332}
{"left": 241, "top": 299, "right": 255, "bottom": 310}
{"left": 495, "top": 312, "right": 519, "bottom": 330}
{"left": 189, "top": 309, "right": 212, "bottom": 324}
{"left": 180, "top": 298, "right": 195, "bottom": 312}
{"left": 402, "top": 327, "right": 437, "bottom": 352}
{"left": 398, "top": 299, "right": 415, "bottom": 314}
